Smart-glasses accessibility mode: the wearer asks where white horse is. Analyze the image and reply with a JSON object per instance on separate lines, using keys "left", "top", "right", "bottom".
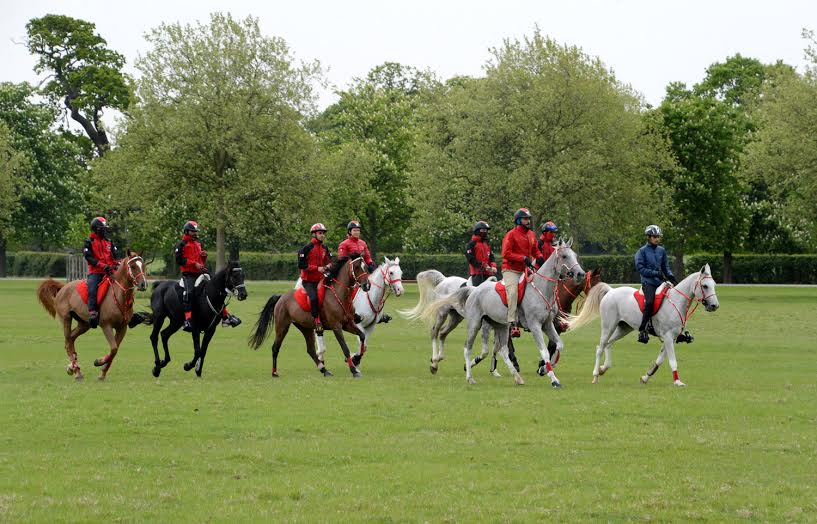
{"left": 349, "top": 257, "right": 404, "bottom": 367}
{"left": 564, "top": 264, "right": 720, "bottom": 387}
{"left": 398, "top": 270, "right": 502, "bottom": 375}
{"left": 420, "top": 240, "right": 585, "bottom": 386}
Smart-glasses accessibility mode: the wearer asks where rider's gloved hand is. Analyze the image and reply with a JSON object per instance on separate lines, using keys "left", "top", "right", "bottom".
{"left": 524, "top": 256, "right": 534, "bottom": 269}
{"left": 536, "top": 256, "right": 545, "bottom": 267}
{"left": 103, "top": 265, "right": 114, "bottom": 277}
{"left": 367, "top": 263, "right": 376, "bottom": 273}
{"left": 194, "top": 262, "right": 205, "bottom": 272}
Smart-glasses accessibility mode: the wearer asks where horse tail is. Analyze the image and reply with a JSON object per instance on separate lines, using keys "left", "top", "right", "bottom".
{"left": 128, "top": 311, "right": 154, "bottom": 328}
{"left": 151, "top": 280, "right": 163, "bottom": 291}
{"left": 563, "top": 283, "right": 611, "bottom": 331}
{"left": 418, "top": 287, "right": 471, "bottom": 324}
{"left": 248, "top": 294, "right": 281, "bottom": 350}
{"left": 36, "top": 279, "right": 64, "bottom": 318}
{"left": 398, "top": 269, "right": 445, "bottom": 320}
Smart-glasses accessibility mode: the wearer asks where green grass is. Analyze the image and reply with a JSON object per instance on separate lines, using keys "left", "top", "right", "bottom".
{"left": 1, "top": 279, "right": 815, "bottom": 522}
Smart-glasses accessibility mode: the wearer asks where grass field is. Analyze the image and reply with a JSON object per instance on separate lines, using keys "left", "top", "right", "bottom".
{"left": 1, "top": 279, "right": 816, "bottom": 522}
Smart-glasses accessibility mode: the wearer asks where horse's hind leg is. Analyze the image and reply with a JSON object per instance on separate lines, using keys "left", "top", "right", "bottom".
{"left": 463, "top": 318, "right": 482, "bottom": 385}
{"left": 63, "top": 317, "right": 86, "bottom": 380}
{"left": 531, "top": 323, "right": 561, "bottom": 388}
{"left": 149, "top": 316, "right": 166, "bottom": 377}
{"left": 438, "top": 309, "right": 462, "bottom": 363}
{"left": 429, "top": 308, "right": 449, "bottom": 373}
{"left": 468, "top": 321, "right": 491, "bottom": 369}
{"left": 598, "top": 324, "right": 631, "bottom": 377}
{"left": 183, "top": 331, "right": 202, "bottom": 373}
{"left": 496, "top": 327, "right": 524, "bottom": 385}
{"left": 160, "top": 318, "right": 181, "bottom": 369}
{"left": 294, "top": 323, "right": 329, "bottom": 377}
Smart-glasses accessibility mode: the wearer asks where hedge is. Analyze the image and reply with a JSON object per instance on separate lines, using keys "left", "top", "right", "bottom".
{"left": 4, "top": 251, "right": 67, "bottom": 277}
{"left": 686, "top": 254, "right": 817, "bottom": 284}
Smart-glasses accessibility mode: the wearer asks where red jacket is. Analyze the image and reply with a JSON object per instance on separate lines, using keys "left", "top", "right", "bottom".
{"left": 465, "top": 235, "right": 497, "bottom": 276}
{"left": 298, "top": 238, "right": 332, "bottom": 282}
{"left": 83, "top": 233, "right": 119, "bottom": 274}
{"left": 175, "top": 234, "right": 206, "bottom": 274}
{"left": 502, "top": 225, "right": 543, "bottom": 272}
{"left": 538, "top": 232, "right": 556, "bottom": 261}
{"left": 337, "top": 237, "right": 373, "bottom": 265}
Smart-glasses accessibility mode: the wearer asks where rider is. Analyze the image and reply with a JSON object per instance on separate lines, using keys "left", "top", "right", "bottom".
{"left": 465, "top": 220, "right": 497, "bottom": 287}
{"left": 83, "top": 216, "right": 121, "bottom": 329}
{"left": 634, "top": 224, "right": 677, "bottom": 343}
{"left": 175, "top": 220, "right": 241, "bottom": 332}
{"left": 337, "top": 220, "right": 376, "bottom": 273}
{"left": 538, "top": 220, "right": 559, "bottom": 261}
{"left": 298, "top": 223, "right": 333, "bottom": 335}
{"left": 501, "top": 208, "right": 544, "bottom": 338}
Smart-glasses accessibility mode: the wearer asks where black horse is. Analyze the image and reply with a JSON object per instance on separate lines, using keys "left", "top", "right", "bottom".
{"left": 134, "top": 260, "right": 248, "bottom": 377}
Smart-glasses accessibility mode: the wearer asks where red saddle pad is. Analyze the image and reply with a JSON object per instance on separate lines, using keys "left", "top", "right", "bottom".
{"left": 495, "top": 279, "right": 527, "bottom": 307}
{"left": 77, "top": 278, "right": 111, "bottom": 306}
{"left": 634, "top": 286, "right": 670, "bottom": 315}
{"left": 295, "top": 282, "right": 327, "bottom": 312}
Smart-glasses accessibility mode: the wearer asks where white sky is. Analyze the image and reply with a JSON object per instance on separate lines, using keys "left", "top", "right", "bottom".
{"left": 2, "top": 0, "right": 815, "bottom": 110}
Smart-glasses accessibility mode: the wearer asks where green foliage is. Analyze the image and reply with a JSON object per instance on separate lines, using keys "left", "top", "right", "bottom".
{"left": 686, "top": 254, "right": 817, "bottom": 284}
{"left": 0, "top": 82, "right": 86, "bottom": 249}
{"left": 0, "top": 124, "right": 23, "bottom": 246}
{"left": 25, "top": 14, "right": 132, "bottom": 156}
{"left": 5, "top": 251, "right": 67, "bottom": 277}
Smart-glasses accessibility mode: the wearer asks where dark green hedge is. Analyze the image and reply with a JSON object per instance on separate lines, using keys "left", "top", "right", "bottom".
{"left": 5, "top": 252, "right": 67, "bottom": 277}
{"left": 686, "top": 254, "right": 817, "bottom": 284}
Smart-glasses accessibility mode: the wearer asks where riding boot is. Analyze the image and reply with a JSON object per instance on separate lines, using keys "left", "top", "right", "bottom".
{"left": 637, "top": 312, "right": 650, "bottom": 343}
{"left": 88, "top": 310, "right": 99, "bottom": 329}
{"left": 314, "top": 317, "right": 324, "bottom": 336}
{"left": 221, "top": 307, "right": 241, "bottom": 327}
{"left": 183, "top": 311, "right": 193, "bottom": 332}
{"left": 377, "top": 313, "right": 392, "bottom": 324}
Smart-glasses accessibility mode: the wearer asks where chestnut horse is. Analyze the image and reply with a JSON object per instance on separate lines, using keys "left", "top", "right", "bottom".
{"left": 249, "top": 256, "right": 370, "bottom": 378}
{"left": 36, "top": 251, "right": 148, "bottom": 380}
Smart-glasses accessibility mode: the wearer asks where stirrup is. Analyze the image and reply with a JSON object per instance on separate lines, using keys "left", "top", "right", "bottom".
{"left": 637, "top": 330, "right": 649, "bottom": 344}
{"left": 222, "top": 315, "right": 241, "bottom": 328}
{"left": 183, "top": 319, "right": 193, "bottom": 332}
{"left": 314, "top": 320, "right": 324, "bottom": 335}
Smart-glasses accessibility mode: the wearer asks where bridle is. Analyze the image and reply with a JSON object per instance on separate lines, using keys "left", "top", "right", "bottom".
{"left": 665, "top": 273, "right": 717, "bottom": 327}
{"left": 328, "top": 257, "right": 370, "bottom": 320}
{"left": 529, "top": 245, "right": 579, "bottom": 311}
{"left": 364, "top": 262, "right": 402, "bottom": 316}
{"left": 107, "top": 255, "right": 146, "bottom": 319}
{"left": 204, "top": 266, "right": 246, "bottom": 331}
{"left": 556, "top": 269, "right": 594, "bottom": 314}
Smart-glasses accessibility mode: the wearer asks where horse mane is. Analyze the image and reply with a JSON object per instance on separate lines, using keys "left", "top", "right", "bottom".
{"left": 327, "top": 254, "right": 360, "bottom": 282}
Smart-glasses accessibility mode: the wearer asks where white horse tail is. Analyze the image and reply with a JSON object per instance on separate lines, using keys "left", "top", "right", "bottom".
{"left": 418, "top": 287, "right": 471, "bottom": 324}
{"left": 563, "top": 282, "right": 611, "bottom": 331}
{"left": 398, "top": 269, "right": 445, "bottom": 320}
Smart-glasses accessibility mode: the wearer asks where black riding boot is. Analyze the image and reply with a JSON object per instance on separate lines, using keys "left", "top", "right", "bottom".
{"left": 637, "top": 312, "right": 650, "bottom": 343}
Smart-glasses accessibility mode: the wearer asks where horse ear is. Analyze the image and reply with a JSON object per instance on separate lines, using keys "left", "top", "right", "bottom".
{"left": 395, "top": 256, "right": 400, "bottom": 265}
{"left": 384, "top": 256, "right": 391, "bottom": 264}
{"left": 702, "top": 263, "right": 710, "bottom": 275}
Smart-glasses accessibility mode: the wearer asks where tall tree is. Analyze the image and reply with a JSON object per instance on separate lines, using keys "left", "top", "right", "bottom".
{"left": 25, "top": 15, "right": 132, "bottom": 157}
{"left": 0, "top": 123, "right": 25, "bottom": 276}
{"left": 94, "top": 13, "right": 322, "bottom": 267}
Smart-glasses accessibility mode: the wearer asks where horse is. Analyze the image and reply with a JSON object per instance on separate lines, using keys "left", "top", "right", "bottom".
{"left": 398, "top": 270, "right": 504, "bottom": 375}
{"left": 133, "top": 260, "right": 247, "bottom": 378}
{"left": 564, "top": 264, "right": 719, "bottom": 387}
{"left": 420, "top": 239, "right": 585, "bottom": 386}
{"left": 36, "top": 251, "right": 148, "bottom": 380}
{"left": 248, "top": 256, "right": 371, "bottom": 378}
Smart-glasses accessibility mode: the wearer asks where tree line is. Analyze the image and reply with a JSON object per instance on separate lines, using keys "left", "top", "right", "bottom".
{"left": 2, "top": 14, "right": 815, "bottom": 280}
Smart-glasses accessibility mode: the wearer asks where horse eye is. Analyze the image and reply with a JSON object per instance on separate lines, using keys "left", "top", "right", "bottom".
{"left": 703, "top": 285, "right": 708, "bottom": 289}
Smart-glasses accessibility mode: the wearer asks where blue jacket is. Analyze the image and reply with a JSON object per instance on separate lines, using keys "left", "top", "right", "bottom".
{"left": 634, "top": 243, "right": 674, "bottom": 286}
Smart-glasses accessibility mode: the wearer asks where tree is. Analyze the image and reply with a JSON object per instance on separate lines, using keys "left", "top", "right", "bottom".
{"left": 94, "top": 13, "right": 322, "bottom": 267}
{"left": 25, "top": 14, "right": 132, "bottom": 157}
{"left": 0, "top": 82, "right": 86, "bottom": 253}
{"left": 310, "top": 62, "right": 439, "bottom": 257}
{"left": 0, "top": 123, "right": 24, "bottom": 276}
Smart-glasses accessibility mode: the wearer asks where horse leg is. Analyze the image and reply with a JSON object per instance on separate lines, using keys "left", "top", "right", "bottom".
{"left": 641, "top": 347, "right": 667, "bottom": 384}
{"left": 532, "top": 323, "right": 561, "bottom": 388}
{"left": 351, "top": 325, "right": 368, "bottom": 367}
{"left": 293, "top": 323, "right": 328, "bottom": 377}
{"left": 184, "top": 330, "right": 202, "bottom": 373}
{"left": 149, "top": 315, "right": 166, "bottom": 377}
{"left": 269, "top": 321, "right": 292, "bottom": 378}
{"left": 93, "top": 324, "right": 120, "bottom": 380}
{"left": 332, "top": 329, "right": 360, "bottom": 378}
{"left": 195, "top": 329, "right": 215, "bottom": 378}
{"left": 490, "top": 330, "right": 502, "bottom": 378}
{"left": 464, "top": 320, "right": 491, "bottom": 371}
{"left": 598, "top": 325, "right": 632, "bottom": 377}
{"left": 429, "top": 309, "right": 448, "bottom": 374}
{"left": 592, "top": 321, "right": 617, "bottom": 383}
{"left": 438, "top": 310, "right": 462, "bottom": 365}
{"left": 496, "top": 327, "right": 524, "bottom": 385}
{"left": 463, "top": 318, "right": 481, "bottom": 385}
{"left": 63, "top": 317, "right": 86, "bottom": 380}
{"left": 160, "top": 318, "right": 181, "bottom": 369}
{"left": 663, "top": 338, "right": 685, "bottom": 387}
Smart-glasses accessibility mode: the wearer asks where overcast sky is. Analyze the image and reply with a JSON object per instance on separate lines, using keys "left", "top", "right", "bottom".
{"left": 2, "top": 0, "right": 815, "bottom": 110}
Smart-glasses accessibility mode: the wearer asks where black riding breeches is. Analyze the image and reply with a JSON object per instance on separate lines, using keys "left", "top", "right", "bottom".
{"left": 471, "top": 274, "right": 488, "bottom": 287}
{"left": 303, "top": 281, "right": 320, "bottom": 318}
{"left": 182, "top": 274, "right": 199, "bottom": 313}
{"left": 87, "top": 273, "right": 103, "bottom": 312}
{"left": 639, "top": 283, "right": 658, "bottom": 331}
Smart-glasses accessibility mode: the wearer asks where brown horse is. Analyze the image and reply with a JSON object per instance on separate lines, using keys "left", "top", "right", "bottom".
{"left": 249, "top": 256, "right": 370, "bottom": 378}
{"left": 36, "top": 251, "right": 148, "bottom": 380}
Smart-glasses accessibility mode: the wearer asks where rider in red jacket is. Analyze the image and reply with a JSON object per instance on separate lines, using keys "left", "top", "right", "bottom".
{"left": 298, "top": 223, "right": 333, "bottom": 334}
{"left": 538, "top": 221, "right": 559, "bottom": 261}
{"left": 501, "top": 208, "right": 544, "bottom": 337}
{"left": 175, "top": 221, "right": 240, "bottom": 332}
{"left": 82, "top": 216, "right": 121, "bottom": 328}
{"left": 465, "top": 220, "right": 497, "bottom": 287}
{"left": 337, "top": 221, "right": 376, "bottom": 272}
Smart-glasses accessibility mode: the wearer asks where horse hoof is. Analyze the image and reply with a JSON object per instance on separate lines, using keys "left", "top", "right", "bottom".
{"left": 592, "top": 375, "right": 599, "bottom": 384}
{"left": 514, "top": 375, "right": 525, "bottom": 385}
{"left": 322, "top": 369, "right": 333, "bottom": 377}
{"left": 640, "top": 375, "right": 649, "bottom": 384}
{"left": 183, "top": 362, "right": 194, "bottom": 371}
{"left": 271, "top": 371, "right": 279, "bottom": 378}
{"left": 537, "top": 366, "right": 546, "bottom": 377}
{"left": 66, "top": 365, "right": 75, "bottom": 375}
{"left": 551, "top": 380, "right": 562, "bottom": 389}
{"left": 350, "top": 367, "right": 362, "bottom": 378}
{"left": 598, "top": 367, "right": 608, "bottom": 376}
{"left": 98, "top": 375, "right": 106, "bottom": 381}
{"left": 93, "top": 358, "right": 104, "bottom": 367}
{"left": 491, "top": 370, "right": 502, "bottom": 378}
{"left": 161, "top": 359, "right": 170, "bottom": 368}
{"left": 74, "top": 373, "right": 84, "bottom": 381}
{"left": 352, "top": 354, "right": 362, "bottom": 367}
{"left": 152, "top": 366, "right": 161, "bottom": 378}
{"left": 429, "top": 365, "right": 438, "bottom": 375}
{"left": 466, "top": 377, "right": 476, "bottom": 385}
{"left": 195, "top": 370, "right": 203, "bottom": 378}
{"left": 673, "top": 380, "right": 687, "bottom": 387}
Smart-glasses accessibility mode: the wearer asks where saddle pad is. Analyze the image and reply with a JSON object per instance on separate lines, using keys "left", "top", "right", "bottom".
{"left": 495, "top": 279, "right": 527, "bottom": 307}
{"left": 77, "top": 278, "right": 111, "bottom": 306}
{"left": 295, "top": 282, "right": 327, "bottom": 312}
{"left": 634, "top": 286, "right": 670, "bottom": 315}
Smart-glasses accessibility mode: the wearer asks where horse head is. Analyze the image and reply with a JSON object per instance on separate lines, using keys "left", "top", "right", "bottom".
{"left": 124, "top": 249, "right": 148, "bottom": 291}
{"left": 345, "top": 255, "right": 370, "bottom": 292}
{"left": 381, "top": 256, "right": 404, "bottom": 297}
{"left": 225, "top": 260, "right": 248, "bottom": 301}
{"left": 696, "top": 263, "right": 719, "bottom": 312}
{"left": 554, "top": 238, "right": 585, "bottom": 285}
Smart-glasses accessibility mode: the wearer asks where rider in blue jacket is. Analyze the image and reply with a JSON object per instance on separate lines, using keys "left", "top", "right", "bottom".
{"left": 634, "top": 225, "right": 677, "bottom": 343}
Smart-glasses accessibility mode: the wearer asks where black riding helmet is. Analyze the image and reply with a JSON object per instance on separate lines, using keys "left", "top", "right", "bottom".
{"left": 473, "top": 221, "right": 490, "bottom": 235}
{"left": 514, "top": 208, "right": 532, "bottom": 225}
{"left": 90, "top": 216, "right": 109, "bottom": 235}
{"left": 347, "top": 220, "right": 362, "bottom": 233}
{"left": 183, "top": 220, "right": 200, "bottom": 233}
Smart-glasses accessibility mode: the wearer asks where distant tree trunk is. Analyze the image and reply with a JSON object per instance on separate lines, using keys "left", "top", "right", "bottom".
{"left": 723, "top": 251, "right": 733, "bottom": 283}
{"left": 0, "top": 237, "right": 6, "bottom": 277}
{"left": 216, "top": 225, "right": 226, "bottom": 271}
{"left": 672, "top": 252, "right": 685, "bottom": 278}
{"left": 367, "top": 208, "right": 378, "bottom": 263}
{"left": 64, "top": 94, "right": 109, "bottom": 156}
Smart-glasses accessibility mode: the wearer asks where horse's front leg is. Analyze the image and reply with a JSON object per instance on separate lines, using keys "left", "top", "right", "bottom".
{"left": 184, "top": 329, "right": 202, "bottom": 373}
{"left": 194, "top": 329, "right": 216, "bottom": 377}
{"left": 663, "top": 336, "right": 685, "bottom": 387}
{"left": 531, "top": 322, "right": 561, "bottom": 388}
{"left": 349, "top": 323, "right": 368, "bottom": 367}
{"left": 496, "top": 326, "right": 524, "bottom": 385}
{"left": 94, "top": 323, "right": 123, "bottom": 380}
{"left": 332, "top": 329, "right": 361, "bottom": 378}
{"left": 469, "top": 321, "right": 491, "bottom": 369}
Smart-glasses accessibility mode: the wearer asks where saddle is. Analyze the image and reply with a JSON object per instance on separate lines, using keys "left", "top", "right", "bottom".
{"left": 634, "top": 285, "right": 671, "bottom": 315}
{"left": 77, "top": 278, "right": 111, "bottom": 306}
{"left": 179, "top": 274, "right": 210, "bottom": 289}
{"left": 295, "top": 282, "right": 327, "bottom": 312}
{"left": 495, "top": 278, "right": 528, "bottom": 307}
